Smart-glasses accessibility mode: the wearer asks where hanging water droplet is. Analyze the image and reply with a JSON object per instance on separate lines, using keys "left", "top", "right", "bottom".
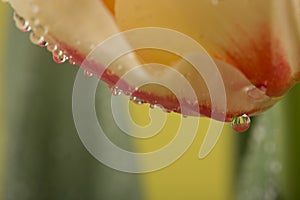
{"left": 111, "top": 87, "right": 122, "bottom": 96}
{"left": 52, "top": 49, "right": 67, "bottom": 64}
{"left": 150, "top": 104, "right": 156, "bottom": 109}
{"left": 231, "top": 114, "right": 251, "bottom": 133}
{"left": 157, "top": 104, "right": 171, "bottom": 113}
{"left": 13, "top": 12, "right": 31, "bottom": 32}
{"left": 29, "top": 32, "right": 48, "bottom": 47}
{"left": 84, "top": 70, "right": 93, "bottom": 78}
{"left": 34, "top": 25, "right": 48, "bottom": 36}
{"left": 47, "top": 43, "right": 57, "bottom": 52}
{"left": 130, "top": 96, "right": 144, "bottom": 105}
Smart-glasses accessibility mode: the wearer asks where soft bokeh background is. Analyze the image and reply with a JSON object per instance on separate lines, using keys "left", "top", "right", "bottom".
{"left": 1, "top": 2, "right": 300, "bottom": 200}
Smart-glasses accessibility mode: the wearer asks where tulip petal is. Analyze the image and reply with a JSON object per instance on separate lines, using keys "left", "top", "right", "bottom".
{"left": 5, "top": 0, "right": 300, "bottom": 121}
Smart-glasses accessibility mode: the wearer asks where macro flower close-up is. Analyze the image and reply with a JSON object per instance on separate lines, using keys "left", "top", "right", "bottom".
{"left": 0, "top": 0, "right": 300, "bottom": 199}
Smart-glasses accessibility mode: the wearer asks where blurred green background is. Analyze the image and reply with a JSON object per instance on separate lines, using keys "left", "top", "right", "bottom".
{"left": 1, "top": 2, "right": 300, "bottom": 200}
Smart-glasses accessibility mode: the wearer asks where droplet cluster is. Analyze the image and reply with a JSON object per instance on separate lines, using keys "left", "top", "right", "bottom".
{"left": 12, "top": 11, "right": 70, "bottom": 65}
{"left": 10, "top": 9, "right": 235, "bottom": 121}
{"left": 13, "top": 12, "right": 31, "bottom": 32}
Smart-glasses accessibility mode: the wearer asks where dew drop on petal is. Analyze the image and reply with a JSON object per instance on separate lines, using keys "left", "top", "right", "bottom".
{"left": 29, "top": 32, "right": 48, "bottom": 47}
{"left": 130, "top": 96, "right": 144, "bottom": 105}
{"left": 231, "top": 114, "right": 251, "bottom": 133}
{"left": 150, "top": 104, "right": 156, "bottom": 109}
{"left": 111, "top": 86, "right": 122, "bottom": 96}
{"left": 30, "top": 18, "right": 40, "bottom": 26}
{"left": 68, "top": 56, "right": 77, "bottom": 65}
{"left": 84, "top": 70, "right": 93, "bottom": 78}
{"left": 106, "top": 70, "right": 115, "bottom": 76}
{"left": 52, "top": 49, "right": 67, "bottom": 64}
{"left": 13, "top": 12, "right": 31, "bottom": 32}
{"left": 34, "top": 25, "right": 48, "bottom": 36}
{"left": 246, "top": 85, "right": 268, "bottom": 102}
{"left": 47, "top": 44, "right": 58, "bottom": 52}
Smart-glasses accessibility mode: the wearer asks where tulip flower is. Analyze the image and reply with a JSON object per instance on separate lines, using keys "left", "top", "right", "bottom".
{"left": 4, "top": 0, "right": 300, "bottom": 125}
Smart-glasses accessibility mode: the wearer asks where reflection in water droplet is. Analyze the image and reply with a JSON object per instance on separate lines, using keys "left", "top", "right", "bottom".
{"left": 111, "top": 87, "right": 122, "bottom": 96}
{"left": 30, "top": 32, "right": 48, "bottom": 47}
{"left": 52, "top": 49, "right": 67, "bottom": 64}
{"left": 84, "top": 70, "right": 93, "bottom": 78}
{"left": 231, "top": 114, "right": 251, "bottom": 133}
{"left": 47, "top": 44, "right": 58, "bottom": 52}
{"left": 13, "top": 12, "right": 31, "bottom": 32}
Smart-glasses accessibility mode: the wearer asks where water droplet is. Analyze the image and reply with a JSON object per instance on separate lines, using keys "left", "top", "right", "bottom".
{"left": 123, "top": 90, "right": 132, "bottom": 96}
{"left": 150, "top": 104, "right": 156, "bottom": 109}
{"left": 231, "top": 114, "right": 251, "bottom": 133}
{"left": 47, "top": 44, "right": 58, "bottom": 52}
{"left": 30, "top": 18, "right": 40, "bottom": 26}
{"left": 13, "top": 12, "right": 31, "bottom": 32}
{"left": 34, "top": 25, "right": 48, "bottom": 36}
{"left": 111, "top": 87, "right": 122, "bottom": 96}
{"left": 29, "top": 32, "right": 48, "bottom": 47}
{"left": 52, "top": 49, "right": 67, "bottom": 64}
{"left": 84, "top": 70, "right": 93, "bottom": 78}
{"left": 106, "top": 70, "right": 115, "bottom": 76}
{"left": 130, "top": 96, "right": 144, "bottom": 105}
{"left": 68, "top": 56, "right": 77, "bottom": 65}
{"left": 157, "top": 105, "right": 171, "bottom": 113}
{"left": 246, "top": 85, "right": 268, "bottom": 102}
